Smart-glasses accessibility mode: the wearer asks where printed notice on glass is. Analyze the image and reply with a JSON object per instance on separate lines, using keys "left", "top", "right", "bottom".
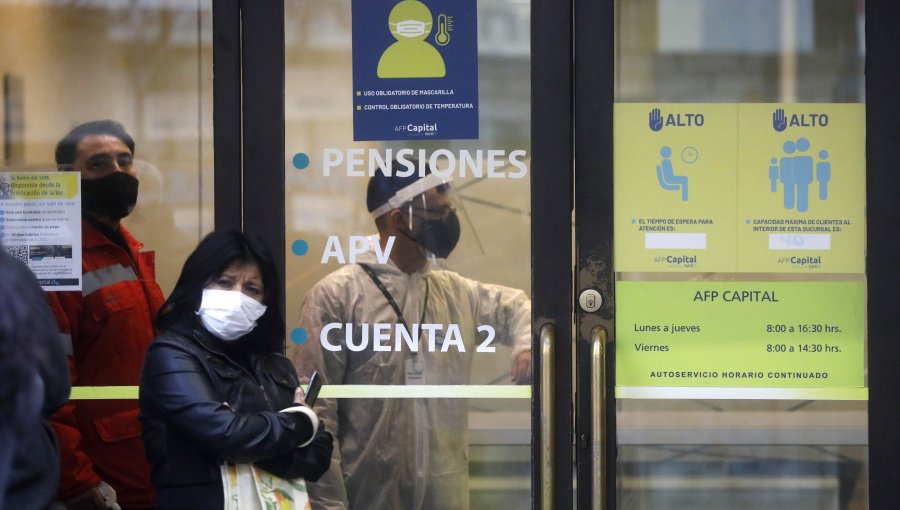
{"left": 737, "top": 104, "right": 865, "bottom": 273}
{"left": 614, "top": 103, "right": 865, "bottom": 274}
{"left": 616, "top": 281, "right": 865, "bottom": 389}
{"left": 351, "top": 0, "right": 479, "bottom": 141}
{"left": 614, "top": 104, "right": 739, "bottom": 272}
{"left": 0, "top": 172, "right": 82, "bottom": 290}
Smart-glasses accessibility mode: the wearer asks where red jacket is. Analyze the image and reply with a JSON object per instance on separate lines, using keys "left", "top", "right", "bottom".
{"left": 48, "top": 220, "right": 165, "bottom": 509}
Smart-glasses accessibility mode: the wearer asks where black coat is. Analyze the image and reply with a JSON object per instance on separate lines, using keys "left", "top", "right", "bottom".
{"left": 0, "top": 252, "right": 70, "bottom": 510}
{"left": 139, "top": 319, "right": 332, "bottom": 510}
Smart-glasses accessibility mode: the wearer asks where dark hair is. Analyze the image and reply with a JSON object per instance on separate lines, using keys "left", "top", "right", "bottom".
{"left": 55, "top": 120, "right": 135, "bottom": 169}
{"left": 0, "top": 252, "right": 51, "bottom": 418}
{"left": 367, "top": 158, "right": 447, "bottom": 213}
{"left": 157, "top": 230, "right": 285, "bottom": 353}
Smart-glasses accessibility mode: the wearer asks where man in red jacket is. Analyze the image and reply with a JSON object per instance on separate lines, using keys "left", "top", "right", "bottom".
{"left": 49, "top": 120, "right": 165, "bottom": 510}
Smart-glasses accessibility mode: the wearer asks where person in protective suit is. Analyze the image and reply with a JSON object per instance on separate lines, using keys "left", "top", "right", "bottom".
{"left": 48, "top": 120, "right": 165, "bottom": 509}
{"left": 290, "top": 159, "right": 532, "bottom": 509}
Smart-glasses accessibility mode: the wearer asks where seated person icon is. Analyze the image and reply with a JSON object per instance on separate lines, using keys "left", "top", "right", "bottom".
{"left": 656, "top": 146, "right": 688, "bottom": 201}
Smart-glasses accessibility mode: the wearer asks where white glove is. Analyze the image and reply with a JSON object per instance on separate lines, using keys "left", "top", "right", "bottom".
{"left": 95, "top": 481, "right": 121, "bottom": 510}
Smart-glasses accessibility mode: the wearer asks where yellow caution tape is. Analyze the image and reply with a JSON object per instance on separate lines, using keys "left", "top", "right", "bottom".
{"left": 69, "top": 385, "right": 532, "bottom": 400}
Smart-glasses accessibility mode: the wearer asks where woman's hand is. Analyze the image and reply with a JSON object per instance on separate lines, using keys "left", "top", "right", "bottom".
{"left": 293, "top": 386, "right": 308, "bottom": 406}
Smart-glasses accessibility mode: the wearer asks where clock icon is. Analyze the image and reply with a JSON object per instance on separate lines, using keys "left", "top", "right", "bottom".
{"left": 681, "top": 146, "right": 699, "bottom": 164}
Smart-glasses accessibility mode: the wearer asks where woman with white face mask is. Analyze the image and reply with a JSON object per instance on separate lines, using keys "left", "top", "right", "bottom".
{"left": 138, "top": 230, "right": 333, "bottom": 509}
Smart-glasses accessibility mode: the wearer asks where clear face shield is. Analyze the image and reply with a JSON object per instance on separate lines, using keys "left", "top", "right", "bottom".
{"left": 371, "top": 173, "right": 484, "bottom": 263}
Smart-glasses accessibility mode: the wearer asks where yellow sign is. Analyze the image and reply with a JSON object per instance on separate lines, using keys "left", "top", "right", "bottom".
{"left": 616, "top": 281, "right": 865, "bottom": 388}
{"left": 737, "top": 104, "right": 866, "bottom": 272}
{"left": 8, "top": 173, "right": 79, "bottom": 200}
{"left": 614, "top": 104, "right": 738, "bottom": 272}
{"left": 614, "top": 103, "right": 865, "bottom": 274}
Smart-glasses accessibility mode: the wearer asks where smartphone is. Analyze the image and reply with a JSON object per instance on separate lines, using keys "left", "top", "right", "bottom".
{"left": 304, "top": 371, "right": 322, "bottom": 406}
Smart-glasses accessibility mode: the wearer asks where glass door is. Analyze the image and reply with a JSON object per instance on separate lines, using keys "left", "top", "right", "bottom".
{"left": 279, "top": 0, "right": 564, "bottom": 508}
{"left": 0, "top": 1, "right": 215, "bottom": 293}
{"left": 0, "top": 3, "right": 214, "bottom": 508}
{"left": 575, "top": 0, "right": 871, "bottom": 508}
{"left": 237, "top": 1, "right": 900, "bottom": 509}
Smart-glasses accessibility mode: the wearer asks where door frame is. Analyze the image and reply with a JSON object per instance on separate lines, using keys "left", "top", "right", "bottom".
{"left": 572, "top": 0, "right": 616, "bottom": 507}
{"left": 531, "top": 0, "right": 575, "bottom": 506}
{"left": 865, "top": 2, "right": 900, "bottom": 507}
{"left": 213, "top": 0, "right": 287, "bottom": 326}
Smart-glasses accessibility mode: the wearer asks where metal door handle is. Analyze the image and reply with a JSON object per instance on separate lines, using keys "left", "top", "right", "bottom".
{"left": 541, "top": 324, "right": 555, "bottom": 510}
{"left": 592, "top": 326, "right": 608, "bottom": 510}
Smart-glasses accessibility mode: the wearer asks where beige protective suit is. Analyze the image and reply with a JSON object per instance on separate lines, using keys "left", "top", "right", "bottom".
{"left": 290, "top": 240, "right": 530, "bottom": 509}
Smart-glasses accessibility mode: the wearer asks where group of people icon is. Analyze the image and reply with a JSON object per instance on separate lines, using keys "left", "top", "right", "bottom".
{"left": 769, "top": 137, "right": 831, "bottom": 212}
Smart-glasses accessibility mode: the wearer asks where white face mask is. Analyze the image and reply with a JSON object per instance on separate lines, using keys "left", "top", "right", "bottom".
{"left": 392, "top": 20, "right": 431, "bottom": 38}
{"left": 197, "top": 289, "right": 267, "bottom": 341}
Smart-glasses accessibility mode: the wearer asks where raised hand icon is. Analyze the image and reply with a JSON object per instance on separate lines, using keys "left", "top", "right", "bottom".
{"left": 773, "top": 108, "right": 787, "bottom": 132}
{"left": 649, "top": 108, "right": 663, "bottom": 132}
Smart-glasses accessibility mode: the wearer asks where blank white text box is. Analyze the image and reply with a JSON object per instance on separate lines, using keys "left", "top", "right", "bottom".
{"left": 645, "top": 233, "right": 707, "bottom": 249}
{"left": 768, "top": 234, "right": 831, "bottom": 250}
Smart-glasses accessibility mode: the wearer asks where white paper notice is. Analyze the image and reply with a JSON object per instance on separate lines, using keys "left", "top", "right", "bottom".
{"left": 0, "top": 172, "right": 82, "bottom": 290}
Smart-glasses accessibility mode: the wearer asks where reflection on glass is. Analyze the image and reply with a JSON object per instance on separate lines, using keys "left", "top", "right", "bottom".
{"left": 0, "top": 2, "right": 213, "bottom": 509}
{"left": 615, "top": 1, "right": 867, "bottom": 508}
{"left": 0, "top": 2, "right": 215, "bottom": 293}
{"left": 285, "top": 0, "right": 532, "bottom": 507}
{"left": 617, "top": 0, "right": 864, "bottom": 103}
{"left": 619, "top": 444, "right": 865, "bottom": 509}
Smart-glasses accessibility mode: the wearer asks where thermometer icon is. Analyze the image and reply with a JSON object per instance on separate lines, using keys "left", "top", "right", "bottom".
{"left": 435, "top": 14, "right": 451, "bottom": 46}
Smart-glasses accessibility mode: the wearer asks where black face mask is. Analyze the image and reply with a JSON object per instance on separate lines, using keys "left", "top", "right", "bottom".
{"left": 411, "top": 211, "right": 461, "bottom": 259}
{"left": 81, "top": 172, "right": 139, "bottom": 220}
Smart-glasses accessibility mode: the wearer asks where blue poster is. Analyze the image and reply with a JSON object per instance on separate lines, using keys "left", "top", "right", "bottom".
{"left": 352, "top": 0, "right": 479, "bottom": 141}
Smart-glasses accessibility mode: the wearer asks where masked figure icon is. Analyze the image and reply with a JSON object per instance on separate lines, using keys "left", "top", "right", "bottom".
{"left": 378, "top": 0, "right": 446, "bottom": 78}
